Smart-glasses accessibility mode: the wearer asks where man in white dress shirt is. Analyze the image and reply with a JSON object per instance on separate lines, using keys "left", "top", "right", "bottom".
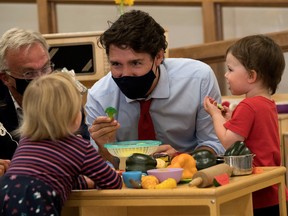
{"left": 86, "top": 10, "right": 225, "bottom": 167}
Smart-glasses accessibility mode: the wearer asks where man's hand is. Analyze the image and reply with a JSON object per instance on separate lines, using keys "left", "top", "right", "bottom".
{"left": 89, "top": 116, "right": 120, "bottom": 146}
{"left": 154, "top": 144, "right": 178, "bottom": 158}
{"left": 89, "top": 116, "right": 120, "bottom": 168}
{"left": 0, "top": 159, "right": 10, "bottom": 176}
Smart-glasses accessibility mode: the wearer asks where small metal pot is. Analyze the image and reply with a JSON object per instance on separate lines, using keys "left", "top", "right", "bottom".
{"left": 223, "top": 154, "right": 255, "bottom": 176}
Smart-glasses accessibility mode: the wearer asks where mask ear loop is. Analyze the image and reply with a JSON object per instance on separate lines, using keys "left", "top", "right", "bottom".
{"left": 150, "top": 59, "right": 161, "bottom": 94}
{"left": 151, "top": 58, "right": 161, "bottom": 79}
{"left": 150, "top": 59, "right": 155, "bottom": 73}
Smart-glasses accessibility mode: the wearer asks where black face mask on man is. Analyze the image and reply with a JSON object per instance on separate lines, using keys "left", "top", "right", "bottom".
{"left": 13, "top": 77, "right": 32, "bottom": 95}
{"left": 112, "top": 64, "right": 156, "bottom": 99}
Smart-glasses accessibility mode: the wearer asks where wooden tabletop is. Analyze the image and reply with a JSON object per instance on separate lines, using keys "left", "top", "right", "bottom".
{"left": 65, "top": 166, "right": 286, "bottom": 205}
{"left": 62, "top": 166, "right": 287, "bottom": 216}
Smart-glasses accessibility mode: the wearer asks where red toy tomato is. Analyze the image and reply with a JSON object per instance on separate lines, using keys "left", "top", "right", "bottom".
{"left": 222, "top": 101, "right": 230, "bottom": 108}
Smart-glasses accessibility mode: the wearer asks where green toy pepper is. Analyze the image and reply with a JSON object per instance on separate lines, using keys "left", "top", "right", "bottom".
{"left": 190, "top": 149, "right": 217, "bottom": 170}
{"left": 224, "top": 141, "right": 252, "bottom": 156}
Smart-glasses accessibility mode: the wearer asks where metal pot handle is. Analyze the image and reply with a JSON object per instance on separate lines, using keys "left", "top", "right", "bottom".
{"left": 216, "top": 155, "right": 224, "bottom": 163}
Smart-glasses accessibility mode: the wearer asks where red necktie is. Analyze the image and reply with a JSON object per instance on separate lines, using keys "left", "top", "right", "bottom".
{"left": 138, "top": 99, "right": 156, "bottom": 140}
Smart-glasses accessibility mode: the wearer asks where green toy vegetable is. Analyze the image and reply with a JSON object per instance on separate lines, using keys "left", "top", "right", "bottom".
{"left": 126, "top": 153, "right": 157, "bottom": 173}
{"left": 224, "top": 141, "right": 252, "bottom": 156}
{"left": 217, "top": 103, "right": 224, "bottom": 112}
{"left": 208, "top": 97, "right": 225, "bottom": 112}
{"left": 190, "top": 149, "right": 217, "bottom": 170}
{"left": 105, "top": 107, "right": 117, "bottom": 119}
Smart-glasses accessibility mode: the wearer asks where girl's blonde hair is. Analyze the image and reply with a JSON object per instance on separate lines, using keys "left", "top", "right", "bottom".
{"left": 20, "top": 72, "right": 82, "bottom": 141}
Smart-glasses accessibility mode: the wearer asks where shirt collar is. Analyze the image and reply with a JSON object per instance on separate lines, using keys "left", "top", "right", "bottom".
{"left": 9, "top": 90, "right": 23, "bottom": 122}
{"left": 9, "top": 90, "right": 22, "bottom": 111}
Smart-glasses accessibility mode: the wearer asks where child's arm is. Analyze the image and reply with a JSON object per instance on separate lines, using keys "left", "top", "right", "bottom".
{"left": 72, "top": 175, "right": 93, "bottom": 189}
{"left": 0, "top": 159, "right": 10, "bottom": 176}
{"left": 204, "top": 96, "right": 244, "bottom": 149}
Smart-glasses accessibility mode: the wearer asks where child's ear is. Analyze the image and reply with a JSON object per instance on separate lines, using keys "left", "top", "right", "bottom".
{"left": 248, "top": 70, "right": 257, "bottom": 83}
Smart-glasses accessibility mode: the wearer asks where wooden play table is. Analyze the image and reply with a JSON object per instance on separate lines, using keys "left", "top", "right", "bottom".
{"left": 62, "top": 166, "right": 287, "bottom": 216}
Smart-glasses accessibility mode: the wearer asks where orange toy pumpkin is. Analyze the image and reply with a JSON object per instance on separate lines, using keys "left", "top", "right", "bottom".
{"left": 168, "top": 153, "right": 197, "bottom": 179}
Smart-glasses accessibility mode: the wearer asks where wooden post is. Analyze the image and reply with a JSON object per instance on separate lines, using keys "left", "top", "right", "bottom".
{"left": 37, "top": 0, "right": 57, "bottom": 33}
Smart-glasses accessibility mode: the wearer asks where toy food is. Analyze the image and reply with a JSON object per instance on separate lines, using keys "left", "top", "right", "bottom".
{"left": 213, "top": 173, "right": 230, "bottom": 187}
{"left": 126, "top": 153, "right": 157, "bottom": 173}
{"left": 141, "top": 175, "right": 159, "bottom": 189}
{"left": 105, "top": 107, "right": 117, "bottom": 119}
{"left": 167, "top": 153, "right": 197, "bottom": 179}
{"left": 190, "top": 149, "right": 217, "bottom": 170}
{"left": 153, "top": 153, "right": 171, "bottom": 167}
{"left": 224, "top": 141, "right": 251, "bottom": 156}
{"left": 189, "top": 164, "right": 233, "bottom": 188}
{"left": 252, "top": 167, "right": 263, "bottom": 174}
{"left": 217, "top": 103, "right": 225, "bottom": 112}
{"left": 156, "top": 158, "right": 166, "bottom": 168}
{"left": 208, "top": 97, "right": 225, "bottom": 112}
{"left": 154, "top": 178, "right": 177, "bottom": 189}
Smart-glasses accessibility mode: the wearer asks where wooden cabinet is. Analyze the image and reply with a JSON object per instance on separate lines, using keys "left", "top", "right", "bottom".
{"left": 279, "top": 115, "right": 288, "bottom": 166}
{"left": 62, "top": 167, "right": 287, "bottom": 216}
{"left": 282, "top": 131, "right": 288, "bottom": 185}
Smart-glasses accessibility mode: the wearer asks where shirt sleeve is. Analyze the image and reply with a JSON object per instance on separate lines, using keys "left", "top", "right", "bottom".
{"left": 72, "top": 175, "right": 88, "bottom": 189}
{"left": 85, "top": 87, "right": 106, "bottom": 150}
{"left": 224, "top": 101, "right": 255, "bottom": 138}
{"left": 194, "top": 66, "right": 226, "bottom": 155}
{"left": 81, "top": 143, "right": 122, "bottom": 189}
{"left": 77, "top": 107, "right": 90, "bottom": 141}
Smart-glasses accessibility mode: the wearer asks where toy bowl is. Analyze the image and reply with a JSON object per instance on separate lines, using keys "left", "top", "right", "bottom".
{"left": 147, "top": 168, "right": 184, "bottom": 183}
{"left": 104, "top": 140, "right": 161, "bottom": 158}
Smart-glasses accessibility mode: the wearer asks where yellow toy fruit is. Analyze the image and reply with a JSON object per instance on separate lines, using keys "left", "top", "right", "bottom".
{"left": 141, "top": 175, "right": 159, "bottom": 189}
{"left": 155, "top": 178, "right": 177, "bottom": 189}
{"left": 156, "top": 158, "right": 166, "bottom": 168}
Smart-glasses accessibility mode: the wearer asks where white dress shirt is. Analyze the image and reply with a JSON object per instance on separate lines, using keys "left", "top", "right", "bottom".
{"left": 86, "top": 58, "right": 225, "bottom": 155}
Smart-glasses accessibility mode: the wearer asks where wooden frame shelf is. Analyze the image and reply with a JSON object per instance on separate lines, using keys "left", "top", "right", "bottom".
{"left": 2, "top": 0, "right": 288, "bottom": 93}
{"left": 2, "top": 0, "right": 288, "bottom": 43}
{"left": 169, "top": 30, "right": 288, "bottom": 63}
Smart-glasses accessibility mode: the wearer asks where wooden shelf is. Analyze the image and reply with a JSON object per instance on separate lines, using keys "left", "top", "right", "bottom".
{"left": 2, "top": 0, "right": 288, "bottom": 94}
{"left": 2, "top": 0, "right": 288, "bottom": 43}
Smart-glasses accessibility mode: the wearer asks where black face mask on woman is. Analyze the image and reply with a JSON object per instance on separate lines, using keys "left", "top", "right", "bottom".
{"left": 112, "top": 65, "right": 156, "bottom": 99}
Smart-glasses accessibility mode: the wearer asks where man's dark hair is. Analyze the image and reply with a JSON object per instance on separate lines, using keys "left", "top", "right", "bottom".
{"left": 99, "top": 10, "right": 168, "bottom": 59}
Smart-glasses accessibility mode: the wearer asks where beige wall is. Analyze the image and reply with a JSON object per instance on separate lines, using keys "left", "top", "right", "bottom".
{"left": 0, "top": 3, "right": 288, "bottom": 95}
